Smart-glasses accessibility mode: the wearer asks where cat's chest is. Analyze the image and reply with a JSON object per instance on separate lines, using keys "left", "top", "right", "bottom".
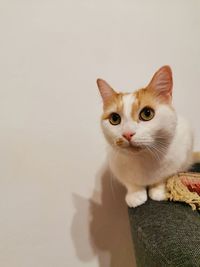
{"left": 108, "top": 150, "right": 161, "bottom": 185}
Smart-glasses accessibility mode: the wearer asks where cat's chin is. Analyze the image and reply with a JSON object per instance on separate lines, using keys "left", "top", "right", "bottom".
{"left": 115, "top": 143, "right": 144, "bottom": 154}
{"left": 127, "top": 144, "right": 144, "bottom": 152}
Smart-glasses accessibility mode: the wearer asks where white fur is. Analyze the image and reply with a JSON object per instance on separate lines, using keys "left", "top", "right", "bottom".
{"left": 123, "top": 94, "right": 135, "bottom": 119}
{"left": 102, "top": 95, "right": 193, "bottom": 207}
{"left": 122, "top": 94, "right": 137, "bottom": 135}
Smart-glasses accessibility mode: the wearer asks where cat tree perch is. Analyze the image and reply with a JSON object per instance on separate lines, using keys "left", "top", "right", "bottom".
{"left": 128, "top": 163, "right": 200, "bottom": 267}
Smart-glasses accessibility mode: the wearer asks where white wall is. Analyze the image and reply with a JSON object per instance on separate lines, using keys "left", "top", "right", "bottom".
{"left": 0, "top": 1, "right": 200, "bottom": 266}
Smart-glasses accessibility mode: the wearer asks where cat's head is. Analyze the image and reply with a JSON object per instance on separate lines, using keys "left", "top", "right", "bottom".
{"left": 97, "top": 66, "right": 177, "bottom": 154}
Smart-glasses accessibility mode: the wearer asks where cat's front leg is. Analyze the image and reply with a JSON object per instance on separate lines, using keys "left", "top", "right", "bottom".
{"left": 148, "top": 181, "right": 167, "bottom": 201}
{"left": 125, "top": 184, "right": 147, "bottom": 208}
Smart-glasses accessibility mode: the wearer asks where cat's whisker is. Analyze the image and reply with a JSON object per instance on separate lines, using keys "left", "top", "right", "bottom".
{"left": 150, "top": 146, "right": 162, "bottom": 161}
{"left": 145, "top": 146, "right": 160, "bottom": 162}
{"left": 149, "top": 144, "right": 167, "bottom": 160}
{"left": 144, "top": 141, "right": 169, "bottom": 162}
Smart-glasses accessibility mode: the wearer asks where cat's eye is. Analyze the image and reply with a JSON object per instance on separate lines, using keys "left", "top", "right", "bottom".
{"left": 109, "top": 113, "right": 121, "bottom": 125}
{"left": 139, "top": 107, "right": 155, "bottom": 121}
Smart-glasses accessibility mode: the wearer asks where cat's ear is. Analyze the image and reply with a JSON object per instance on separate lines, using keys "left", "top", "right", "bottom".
{"left": 96, "top": 79, "right": 117, "bottom": 104}
{"left": 147, "top": 66, "right": 173, "bottom": 102}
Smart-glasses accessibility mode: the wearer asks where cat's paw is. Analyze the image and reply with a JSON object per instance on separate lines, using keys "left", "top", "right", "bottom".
{"left": 125, "top": 190, "right": 147, "bottom": 208}
{"left": 149, "top": 183, "right": 167, "bottom": 201}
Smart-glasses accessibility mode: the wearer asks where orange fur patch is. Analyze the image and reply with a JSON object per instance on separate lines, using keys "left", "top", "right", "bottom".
{"left": 115, "top": 138, "right": 124, "bottom": 146}
{"left": 102, "top": 93, "right": 124, "bottom": 119}
{"left": 132, "top": 88, "right": 158, "bottom": 121}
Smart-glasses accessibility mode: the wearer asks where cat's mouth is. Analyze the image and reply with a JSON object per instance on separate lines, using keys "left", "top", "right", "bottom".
{"left": 115, "top": 138, "right": 144, "bottom": 152}
{"left": 129, "top": 142, "right": 144, "bottom": 151}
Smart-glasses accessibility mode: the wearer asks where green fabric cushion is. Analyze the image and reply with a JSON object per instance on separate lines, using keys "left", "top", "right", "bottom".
{"left": 128, "top": 164, "right": 200, "bottom": 267}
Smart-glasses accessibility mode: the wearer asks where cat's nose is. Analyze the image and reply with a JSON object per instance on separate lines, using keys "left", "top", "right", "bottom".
{"left": 122, "top": 132, "right": 135, "bottom": 142}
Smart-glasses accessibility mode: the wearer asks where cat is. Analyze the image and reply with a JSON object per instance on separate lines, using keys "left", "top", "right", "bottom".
{"left": 97, "top": 66, "right": 194, "bottom": 208}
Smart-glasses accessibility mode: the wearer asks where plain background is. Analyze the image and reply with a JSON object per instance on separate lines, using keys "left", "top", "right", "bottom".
{"left": 0, "top": 1, "right": 200, "bottom": 267}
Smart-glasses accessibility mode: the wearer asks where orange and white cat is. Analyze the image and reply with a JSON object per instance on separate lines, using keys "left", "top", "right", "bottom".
{"left": 97, "top": 66, "right": 193, "bottom": 207}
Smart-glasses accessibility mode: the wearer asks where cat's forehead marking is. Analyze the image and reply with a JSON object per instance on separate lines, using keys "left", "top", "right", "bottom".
{"left": 122, "top": 93, "right": 135, "bottom": 119}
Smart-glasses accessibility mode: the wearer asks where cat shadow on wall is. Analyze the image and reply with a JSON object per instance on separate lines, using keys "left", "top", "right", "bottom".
{"left": 71, "top": 164, "right": 136, "bottom": 267}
